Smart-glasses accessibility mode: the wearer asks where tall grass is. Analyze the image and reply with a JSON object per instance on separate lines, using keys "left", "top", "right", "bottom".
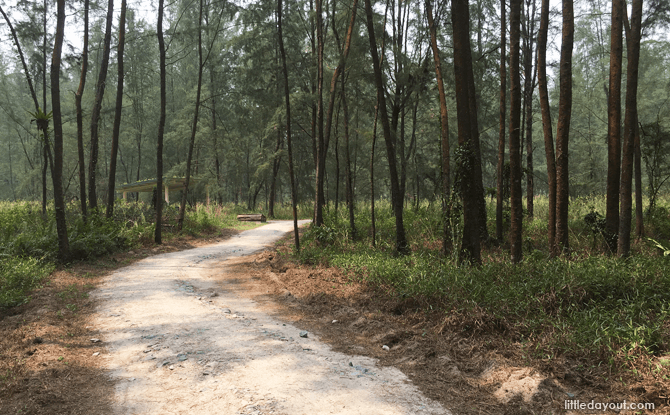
{"left": 294, "top": 194, "right": 670, "bottom": 366}
{"left": 0, "top": 200, "right": 266, "bottom": 309}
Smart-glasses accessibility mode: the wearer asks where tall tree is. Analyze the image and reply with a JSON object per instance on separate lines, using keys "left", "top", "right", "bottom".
{"left": 451, "top": 0, "right": 482, "bottom": 264}
{"left": 555, "top": 0, "right": 574, "bottom": 255}
{"left": 178, "top": 0, "right": 204, "bottom": 231}
{"left": 537, "top": 0, "right": 557, "bottom": 255}
{"left": 604, "top": 0, "right": 624, "bottom": 252}
{"left": 277, "top": 0, "right": 300, "bottom": 251}
{"left": 155, "top": 0, "right": 166, "bottom": 244}
{"left": 364, "top": 0, "right": 409, "bottom": 255}
{"left": 313, "top": 0, "right": 326, "bottom": 226}
{"left": 50, "top": 0, "right": 69, "bottom": 260}
{"left": 496, "top": 0, "right": 507, "bottom": 243}
{"left": 426, "top": 0, "right": 451, "bottom": 254}
{"left": 106, "top": 0, "right": 127, "bottom": 219}
{"left": 88, "top": 0, "right": 115, "bottom": 211}
{"left": 509, "top": 0, "right": 523, "bottom": 263}
{"left": 523, "top": 0, "right": 537, "bottom": 218}
{"left": 618, "top": 0, "right": 643, "bottom": 257}
{"left": 75, "top": 0, "right": 89, "bottom": 218}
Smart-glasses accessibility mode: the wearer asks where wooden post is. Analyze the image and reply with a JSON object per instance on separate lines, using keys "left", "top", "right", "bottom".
{"left": 164, "top": 185, "right": 169, "bottom": 204}
{"left": 123, "top": 191, "right": 127, "bottom": 200}
{"left": 206, "top": 186, "right": 210, "bottom": 205}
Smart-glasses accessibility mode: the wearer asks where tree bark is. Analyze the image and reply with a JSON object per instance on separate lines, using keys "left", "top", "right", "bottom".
{"left": 604, "top": 0, "right": 624, "bottom": 253}
{"left": 452, "top": 0, "right": 482, "bottom": 265}
{"left": 537, "top": 0, "right": 557, "bottom": 256}
{"left": 555, "top": 0, "right": 574, "bottom": 255}
{"left": 106, "top": 0, "right": 127, "bottom": 219}
{"left": 76, "top": 0, "right": 89, "bottom": 219}
{"left": 634, "top": 117, "right": 644, "bottom": 239}
{"left": 155, "top": 0, "right": 166, "bottom": 244}
{"left": 496, "top": 0, "right": 507, "bottom": 243}
{"left": 426, "top": 0, "right": 451, "bottom": 254}
{"left": 278, "top": 0, "right": 299, "bottom": 251}
{"left": 177, "top": 0, "right": 204, "bottom": 231}
{"left": 89, "top": 0, "right": 115, "bottom": 211}
{"left": 313, "top": 0, "right": 326, "bottom": 226}
{"left": 524, "top": 0, "right": 536, "bottom": 218}
{"left": 341, "top": 74, "right": 356, "bottom": 240}
{"left": 364, "top": 0, "right": 409, "bottom": 255}
{"left": 618, "top": 0, "right": 643, "bottom": 257}
{"left": 509, "top": 0, "right": 523, "bottom": 263}
{"left": 51, "top": 0, "right": 69, "bottom": 261}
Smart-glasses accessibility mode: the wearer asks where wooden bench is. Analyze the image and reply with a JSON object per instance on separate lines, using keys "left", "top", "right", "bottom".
{"left": 236, "top": 214, "right": 267, "bottom": 222}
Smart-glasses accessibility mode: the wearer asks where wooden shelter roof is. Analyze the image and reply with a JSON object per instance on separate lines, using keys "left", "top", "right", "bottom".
{"left": 117, "top": 177, "right": 202, "bottom": 193}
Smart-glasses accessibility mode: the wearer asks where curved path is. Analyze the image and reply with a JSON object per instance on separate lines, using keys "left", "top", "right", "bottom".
{"left": 92, "top": 221, "right": 449, "bottom": 415}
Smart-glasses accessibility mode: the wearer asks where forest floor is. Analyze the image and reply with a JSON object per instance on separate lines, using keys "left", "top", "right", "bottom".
{"left": 0, "top": 222, "right": 665, "bottom": 414}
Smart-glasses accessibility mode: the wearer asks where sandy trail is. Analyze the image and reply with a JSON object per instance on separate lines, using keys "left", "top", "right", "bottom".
{"left": 92, "top": 221, "right": 449, "bottom": 415}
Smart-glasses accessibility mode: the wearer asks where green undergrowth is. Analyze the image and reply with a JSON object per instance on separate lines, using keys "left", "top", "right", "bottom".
{"left": 293, "top": 196, "right": 670, "bottom": 368}
{"left": 0, "top": 200, "right": 261, "bottom": 308}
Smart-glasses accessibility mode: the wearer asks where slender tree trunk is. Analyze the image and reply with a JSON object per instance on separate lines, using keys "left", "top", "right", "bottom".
{"left": 524, "top": 0, "right": 536, "bottom": 218}
{"left": 42, "top": 0, "right": 48, "bottom": 216}
{"left": 341, "top": 75, "right": 356, "bottom": 239}
{"left": 278, "top": 0, "right": 299, "bottom": 251}
{"left": 426, "top": 0, "right": 451, "bottom": 254}
{"left": 155, "top": 0, "right": 166, "bottom": 244}
{"left": 634, "top": 117, "right": 644, "bottom": 239}
{"left": 537, "top": 0, "right": 556, "bottom": 255}
{"left": 509, "top": 0, "right": 523, "bottom": 263}
{"left": 313, "top": 0, "right": 326, "bottom": 226}
{"left": 51, "top": 0, "right": 69, "bottom": 261}
{"left": 76, "top": 0, "right": 89, "bottom": 218}
{"left": 605, "top": 0, "right": 624, "bottom": 252}
{"left": 555, "top": 0, "right": 574, "bottom": 255}
{"left": 451, "top": 0, "right": 482, "bottom": 264}
{"left": 268, "top": 125, "right": 282, "bottom": 218}
{"left": 106, "top": 0, "right": 127, "bottom": 219}
{"left": 364, "top": 0, "right": 409, "bottom": 255}
{"left": 370, "top": 96, "right": 378, "bottom": 247}
{"left": 496, "top": 0, "right": 507, "bottom": 243}
{"left": 89, "top": 0, "right": 114, "bottom": 211}
{"left": 177, "top": 0, "right": 204, "bottom": 231}
{"left": 618, "top": 0, "right": 642, "bottom": 257}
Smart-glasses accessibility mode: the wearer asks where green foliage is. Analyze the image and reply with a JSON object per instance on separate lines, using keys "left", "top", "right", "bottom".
{"left": 292, "top": 196, "right": 670, "bottom": 367}
{"left": 0, "top": 256, "right": 53, "bottom": 308}
{"left": 0, "top": 200, "right": 258, "bottom": 309}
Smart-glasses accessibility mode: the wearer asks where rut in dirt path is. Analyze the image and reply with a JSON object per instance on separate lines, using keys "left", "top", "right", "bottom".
{"left": 92, "top": 221, "right": 450, "bottom": 415}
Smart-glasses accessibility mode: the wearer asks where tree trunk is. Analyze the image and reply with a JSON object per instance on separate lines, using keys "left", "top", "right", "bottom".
{"left": 76, "top": 0, "right": 89, "bottom": 219}
{"left": 277, "top": 0, "right": 299, "bottom": 251}
{"left": 604, "top": 0, "right": 624, "bottom": 253}
{"left": 634, "top": 116, "right": 644, "bottom": 239}
{"left": 106, "top": 0, "right": 127, "bottom": 219}
{"left": 155, "top": 0, "right": 166, "bottom": 244}
{"left": 496, "top": 0, "right": 507, "bottom": 243}
{"left": 509, "top": 0, "right": 523, "bottom": 263}
{"left": 524, "top": 0, "right": 536, "bottom": 219}
{"left": 341, "top": 74, "right": 356, "bottom": 240}
{"left": 451, "top": 0, "right": 482, "bottom": 265}
{"left": 51, "top": 0, "right": 69, "bottom": 261}
{"left": 555, "top": 0, "right": 574, "bottom": 255}
{"left": 88, "top": 0, "right": 115, "bottom": 211}
{"left": 537, "top": 0, "right": 557, "bottom": 255}
{"left": 42, "top": 0, "right": 48, "bottom": 217}
{"left": 177, "top": 0, "right": 204, "bottom": 232}
{"left": 618, "top": 0, "right": 642, "bottom": 257}
{"left": 364, "top": 0, "right": 409, "bottom": 255}
{"left": 425, "top": 0, "right": 451, "bottom": 254}
{"left": 313, "top": 0, "right": 326, "bottom": 226}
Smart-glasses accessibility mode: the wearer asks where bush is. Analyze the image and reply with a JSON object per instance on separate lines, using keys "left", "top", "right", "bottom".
{"left": 0, "top": 256, "right": 53, "bottom": 308}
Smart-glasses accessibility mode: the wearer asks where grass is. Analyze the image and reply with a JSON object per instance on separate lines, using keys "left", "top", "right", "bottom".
{"left": 0, "top": 200, "right": 270, "bottom": 309}
{"left": 292, "top": 194, "right": 670, "bottom": 370}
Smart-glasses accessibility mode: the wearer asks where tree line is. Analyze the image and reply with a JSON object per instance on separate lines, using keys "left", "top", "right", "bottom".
{"left": 0, "top": 0, "right": 669, "bottom": 262}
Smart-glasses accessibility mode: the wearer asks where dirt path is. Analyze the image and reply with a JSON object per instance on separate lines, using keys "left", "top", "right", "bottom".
{"left": 92, "top": 221, "right": 449, "bottom": 415}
